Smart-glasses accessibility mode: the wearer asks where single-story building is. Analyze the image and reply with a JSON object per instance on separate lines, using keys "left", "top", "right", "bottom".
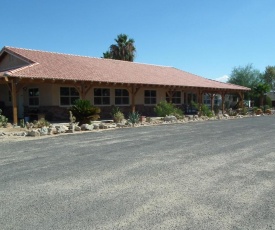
{"left": 0, "top": 46, "right": 250, "bottom": 124}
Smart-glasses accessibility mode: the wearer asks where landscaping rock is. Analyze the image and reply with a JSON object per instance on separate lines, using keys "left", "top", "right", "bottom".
{"left": 75, "top": 126, "right": 81, "bottom": 131}
{"left": 108, "top": 123, "right": 117, "bottom": 128}
{"left": 93, "top": 124, "right": 99, "bottom": 130}
{"left": 99, "top": 123, "right": 109, "bottom": 129}
{"left": 81, "top": 124, "right": 94, "bottom": 131}
{"left": 39, "top": 127, "right": 48, "bottom": 135}
{"left": 28, "top": 130, "right": 40, "bottom": 137}
{"left": 56, "top": 125, "right": 67, "bottom": 134}
{"left": 164, "top": 115, "right": 177, "bottom": 122}
{"left": 66, "top": 129, "right": 74, "bottom": 133}
{"left": 223, "top": 114, "right": 229, "bottom": 118}
{"left": 48, "top": 127, "right": 57, "bottom": 135}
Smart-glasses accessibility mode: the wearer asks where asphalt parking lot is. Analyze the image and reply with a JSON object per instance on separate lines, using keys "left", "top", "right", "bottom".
{"left": 1, "top": 116, "right": 275, "bottom": 229}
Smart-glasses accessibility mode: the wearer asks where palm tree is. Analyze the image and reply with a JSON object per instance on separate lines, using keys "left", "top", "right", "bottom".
{"left": 253, "top": 83, "right": 270, "bottom": 107}
{"left": 103, "top": 34, "right": 136, "bottom": 62}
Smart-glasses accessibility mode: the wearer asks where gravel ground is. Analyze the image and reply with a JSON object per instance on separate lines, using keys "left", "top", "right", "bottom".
{"left": 0, "top": 116, "right": 275, "bottom": 229}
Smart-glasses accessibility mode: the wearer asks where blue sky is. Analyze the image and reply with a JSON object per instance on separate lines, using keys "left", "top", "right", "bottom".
{"left": 1, "top": 0, "right": 275, "bottom": 82}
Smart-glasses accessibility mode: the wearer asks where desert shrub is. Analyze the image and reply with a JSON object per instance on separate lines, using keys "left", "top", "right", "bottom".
{"left": 0, "top": 109, "right": 8, "bottom": 127}
{"left": 201, "top": 104, "right": 214, "bottom": 117}
{"left": 154, "top": 100, "right": 183, "bottom": 118}
{"left": 70, "top": 99, "right": 100, "bottom": 125}
{"left": 33, "top": 118, "right": 50, "bottom": 128}
{"left": 255, "top": 108, "right": 263, "bottom": 115}
{"left": 191, "top": 102, "right": 213, "bottom": 117}
{"left": 113, "top": 111, "right": 124, "bottom": 123}
{"left": 128, "top": 111, "right": 140, "bottom": 125}
{"left": 111, "top": 106, "right": 125, "bottom": 123}
{"left": 238, "top": 107, "right": 248, "bottom": 115}
{"left": 213, "top": 105, "right": 220, "bottom": 115}
{"left": 266, "top": 109, "right": 272, "bottom": 115}
{"left": 262, "top": 105, "right": 270, "bottom": 113}
{"left": 265, "top": 96, "right": 272, "bottom": 108}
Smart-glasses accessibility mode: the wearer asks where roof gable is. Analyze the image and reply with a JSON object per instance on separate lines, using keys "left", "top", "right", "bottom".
{"left": 0, "top": 49, "right": 32, "bottom": 72}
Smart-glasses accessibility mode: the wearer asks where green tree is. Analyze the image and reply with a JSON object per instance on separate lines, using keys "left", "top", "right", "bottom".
{"left": 262, "top": 66, "right": 275, "bottom": 91}
{"left": 227, "top": 64, "right": 261, "bottom": 99}
{"left": 253, "top": 83, "right": 270, "bottom": 107}
{"left": 103, "top": 34, "right": 136, "bottom": 61}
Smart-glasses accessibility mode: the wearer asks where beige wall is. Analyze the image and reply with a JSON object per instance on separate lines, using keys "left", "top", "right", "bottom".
{"left": 0, "top": 82, "right": 189, "bottom": 108}
{"left": 24, "top": 84, "right": 187, "bottom": 106}
{"left": 0, "top": 53, "right": 28, "bottom": 71}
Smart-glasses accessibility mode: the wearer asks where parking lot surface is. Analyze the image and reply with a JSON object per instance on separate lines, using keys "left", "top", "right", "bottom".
{"left": 1, "top": 116, "right": 275, "bottom": 229}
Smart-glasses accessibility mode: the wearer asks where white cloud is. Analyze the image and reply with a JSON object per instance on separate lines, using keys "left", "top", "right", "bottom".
{"left": 215, "top": 75, "right": 229, "bottom": 82}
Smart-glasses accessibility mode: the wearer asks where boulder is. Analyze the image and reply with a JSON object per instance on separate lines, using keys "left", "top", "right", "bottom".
{"left": 99, "top": 123, "right": 108, "bottom": 129}
{"left": 108, "top": 123, "right": 117, "bottom": 128}
{"left": 55, "top": 125, "right": 67, "bottom": 134}
{"left": 28, "top": 130, "right": 40, "bottom": 137}
{"left": 164, "top": 115, "right": 177, "bottom": 122}
{"left": 81, "top": 124, "right": 94, "bottom": 131}
{"left": 39, "top": 127, "right": 48, "bottom": 135}
{"left": 93, "top": 124, "right": 99, "bottom": 130}
{"left": 48, "top": 127, "right": 57, "bottom": 135}
{"left": 74, "top": 126, "right": 81, "bottom": 131}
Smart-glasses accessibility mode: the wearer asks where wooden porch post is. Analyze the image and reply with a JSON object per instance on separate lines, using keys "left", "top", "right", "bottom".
{"left": 238, "top": 92, "right": 244, "bottom": 110}
{"left": 131, "top": 85, "right": 140, "bottom": 112}
{"left": 221, "top": 92, "right": 225, "bottom": 114}
{"left": 166, "top": 90, "right": 175, "bottom": 103}
{"left": 209, "top": 93, "right": 214, "bottom": 112}
{"left": 11, "top": 80, "right": 18, "bottom": 125}
{"left": 197, "top": 90, "right": 203, "bottom": 116}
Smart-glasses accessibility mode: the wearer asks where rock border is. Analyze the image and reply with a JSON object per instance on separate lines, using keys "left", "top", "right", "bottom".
{"left": 0, "top": 113, "right": 273, "bottom": 142}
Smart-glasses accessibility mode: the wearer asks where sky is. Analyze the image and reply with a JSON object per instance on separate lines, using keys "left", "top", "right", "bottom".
{"left": 1, "top": 0, "right": 275, "bottom": 82}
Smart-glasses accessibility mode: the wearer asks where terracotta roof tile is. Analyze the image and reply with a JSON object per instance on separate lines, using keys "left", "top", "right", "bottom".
{"left": 1, "top": 46, "right": 250, "bottom": 91}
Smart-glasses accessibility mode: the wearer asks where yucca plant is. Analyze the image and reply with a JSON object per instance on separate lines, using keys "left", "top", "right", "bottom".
{"left": 128, "top": 111, "right": 140, "bottom": 126}
{"left": 70, "top": 99, "right": 100, "bottom": 125}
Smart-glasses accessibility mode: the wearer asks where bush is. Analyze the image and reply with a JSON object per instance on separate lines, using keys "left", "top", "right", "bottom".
{"left": 128, "top": 112, "right": 140, "bottom": 126}
{"left": 154, "top": 100, "right": 183, "bottom": 118}
{"left": 262, "top": 105, "right": 270, "bottom": 113}
{"left": 191, "top": 101, "right": 213, "bottom": 117}
{"left": 266, "top": 109, "right": 272, "bottom": 115}
{"left": 255, "top": 108, "right": 263, "bottom": 115}
{"left": 0, "top": 109, "right": 8, "bottom": 127}
{"left": 70, "top": 99, "right": 100, "bottom": 125}
{"left": 213, "top": 105, "right": 220, "bottom": 115}
{"left": 265, "top": 96, "right": 272, "bottom": 108}
{"left": 111, "top": 106, "right": 125, "bottom": 123}
{"left": 113, "top": 111, "right": 124, "bottom": 123}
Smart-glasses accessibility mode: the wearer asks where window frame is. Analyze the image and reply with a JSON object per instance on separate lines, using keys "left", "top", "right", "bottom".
{"left": 144, "top": 90, "right": 157, "bottom": 105}
{"left": 28, "top": 88, "right": 39, "bottom": 107}
{"left": 115, "top": 89, "right": 130, "bottom": 105}
{"left": 94, "top": 88, "right": 111, "bottom": 105}
{"left": 59, "top": 87, "right": 80, "bottom": 107}
{"left": 165, "top": 91, "right": 181, "bottom": 104}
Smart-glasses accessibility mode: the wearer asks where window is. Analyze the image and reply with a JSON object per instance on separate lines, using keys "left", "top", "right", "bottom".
{"left": 29, "top": 88, "right": 39, "bottom": 106}
{"left": 166, "top": 91, "right": 181, "bottom": 104}
{"left": 203, "top": 95, "right": 211, "bottom": 105}
{"left": 60, "top": 87, "right": 80, "bottom": 106}
{"left": 187, "top": 93, "right": 197, "bottom": 104}
{"left": 94, "top": 88, "right": 110, "bottom": 105}
{"left": 115, "top": 89, "right": 129, "bottom": 105}
{"left": 144, "top": 90, "right": 156, "bottom": 105}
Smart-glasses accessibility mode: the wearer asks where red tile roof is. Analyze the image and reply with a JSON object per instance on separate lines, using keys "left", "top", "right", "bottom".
{"left": 1, "top": 46, "right": 249, "bottom": 91}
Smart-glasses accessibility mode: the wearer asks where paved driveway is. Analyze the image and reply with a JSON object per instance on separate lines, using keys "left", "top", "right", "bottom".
{"left": 1, "top": 116, "right": 275, "bottom": 229}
